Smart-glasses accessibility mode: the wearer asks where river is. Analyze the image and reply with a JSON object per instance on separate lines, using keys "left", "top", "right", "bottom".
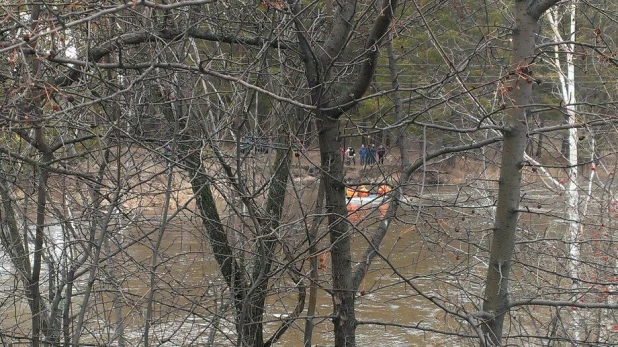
{"left": 2, "top": 184, "right": 609, "bottom": 346}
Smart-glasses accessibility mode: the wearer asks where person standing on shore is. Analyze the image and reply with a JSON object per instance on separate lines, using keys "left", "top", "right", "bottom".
{"left": 368, "top": 144, "right": 376, "bottom": 165}
{"left": 359, "top": 144, "right": 367, "bottom": 165}
{"left": 345, "top": 146, "right": 356, "bottom": 165}
{"left": 377, "top": 144, "right": 386, "bottom": 164}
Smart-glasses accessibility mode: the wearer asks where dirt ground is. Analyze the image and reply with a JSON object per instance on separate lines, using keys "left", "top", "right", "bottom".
{"left": 292, "top": 144, "right": 610, "bottom": 191}
{"left": 290, "top": 146, "right": 479, "bottom": 189}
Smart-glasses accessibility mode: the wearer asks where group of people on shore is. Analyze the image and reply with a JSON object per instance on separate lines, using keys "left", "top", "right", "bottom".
{"left": 341, "top": 144, "right": 386, "bottom": 166}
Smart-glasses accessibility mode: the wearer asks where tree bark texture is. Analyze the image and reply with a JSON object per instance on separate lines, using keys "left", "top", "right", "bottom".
{"left": 481, "top": 0, "right": 560, "bottom": 345}
{"left": 317, "top": 116, "right": 356, "bottom": 346}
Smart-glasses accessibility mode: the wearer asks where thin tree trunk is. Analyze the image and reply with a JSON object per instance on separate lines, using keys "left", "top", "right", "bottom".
{"left": 144, "top": 155, "right": 175, "bottom": 347}
{"left": 291, "top": 1, "right": 397, "bottom": 344}
{"left": 549, "top": 2, "right": 582, "bottom": 339}
{"left": 22, "top": 3, "right": 50, "bottom": 345}
{"left": 535, "top": 117, "right": 545, "bottom": 157}
{"left": 72, "top": 157, "right": 123, "bottom": 346}
{"left": 386, "top": 32, "right": 411, "bottom": 168}
{"left": 237, "top": 144, "right": 291, "bottom": 347}
{"left": 303, "top": 179, "right": 325, "bottom": 347}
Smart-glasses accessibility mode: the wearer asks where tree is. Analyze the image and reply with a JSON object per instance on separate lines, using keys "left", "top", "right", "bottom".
{"left": 292, "top": 0, "right": 399, "bottom": 344}
{"left": 1, "top": 1, "right": 399, "bottom": 346}
{"left": 4, "top": 1, "right": 618, "bottom": 346}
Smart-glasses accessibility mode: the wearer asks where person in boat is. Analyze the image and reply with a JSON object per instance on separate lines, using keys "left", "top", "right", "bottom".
{"left": 346, "top": 187, "right": 357, "bottom": 198}
{"left": 377, "top": 184, "right": 391, "bottom": 196}
{"left": 357, "top": 185, "right": 370, "bottom": 197}
{"left": 346, "top": 185, "right": 370, "bottom": 198}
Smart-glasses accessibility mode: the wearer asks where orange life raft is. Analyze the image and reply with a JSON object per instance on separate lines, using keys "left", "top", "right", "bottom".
{"left": 346, "top": 185, "right": 391, "bottom": 198}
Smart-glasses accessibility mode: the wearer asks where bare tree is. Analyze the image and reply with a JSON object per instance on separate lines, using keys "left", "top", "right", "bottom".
{"left": 5, "top": 1, "right": 618, "bottom": 347}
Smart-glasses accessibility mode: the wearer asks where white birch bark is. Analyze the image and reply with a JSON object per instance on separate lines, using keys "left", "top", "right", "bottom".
{"left": 549, "top": 2, "right": 582, "bottom": 340}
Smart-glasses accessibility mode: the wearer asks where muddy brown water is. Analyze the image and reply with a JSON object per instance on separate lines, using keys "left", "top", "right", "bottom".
{"left": 1, "top": 187, "right": 578, "bottom": 346}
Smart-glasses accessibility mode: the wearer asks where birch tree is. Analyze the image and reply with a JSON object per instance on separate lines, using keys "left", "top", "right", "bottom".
{"left": 547, "top": 2, "right": 584, "bottom": 339}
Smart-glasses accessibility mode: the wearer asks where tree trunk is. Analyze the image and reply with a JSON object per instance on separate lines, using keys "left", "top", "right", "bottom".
{"left": 549, "top": 2, "right": 582, "bottom": 339}
{"left": 291, "top": 1, "right": 397, "bottom": 345}
{"left": 240, "top": 147, "right": 291, "bottom": 347}
{"left": 185, "top": 152, "right": 248, "bottom": 338}
{"left": 535, "top": 117, "right": 545, "bottom": 157}
{"left": 386, "top": 33, "right": 411, "bottom": 168}
{"left": 304, "top": 180, "right": 325, "bottom": 347}
{"left": 318, "top": 116, "right": 356, "bottom": 346}
{"left": 481, "top": 1, "right": 559, "bottom": 344}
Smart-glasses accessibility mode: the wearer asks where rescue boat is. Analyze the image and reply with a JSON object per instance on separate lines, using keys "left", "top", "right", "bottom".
{"left": 346, "top": 184, "right": 391, "bottom": 206}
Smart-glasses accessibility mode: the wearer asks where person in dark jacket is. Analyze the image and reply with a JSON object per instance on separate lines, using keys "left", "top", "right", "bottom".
{"left": 368, "top": 144, "right": 376, "bottom": 165}
{"left": 377, "top": 145, "right": 386, "bottom": 164}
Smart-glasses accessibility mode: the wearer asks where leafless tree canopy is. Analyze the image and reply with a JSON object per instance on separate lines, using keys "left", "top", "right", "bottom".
{"left": 2, "top": 1, "right": 618, "bottom": 346}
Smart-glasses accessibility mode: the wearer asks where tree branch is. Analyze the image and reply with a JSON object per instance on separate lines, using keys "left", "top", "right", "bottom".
{"left": 322, "top": 0, "right": 398, "bottom": 118}
{"left": 510, "top": 299, "right": 618, "bottom": 310}
{"left": 528, "top": 0, "right": 562, "bottom": 20}
{"left": 319, "top": 0, "right": 357, "bottom": 66}
{"left": 0, "top": 0, "right": 218, "bottom": 55}
{"left": 50, "top": 28, "right": 293, "bottom": 86}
